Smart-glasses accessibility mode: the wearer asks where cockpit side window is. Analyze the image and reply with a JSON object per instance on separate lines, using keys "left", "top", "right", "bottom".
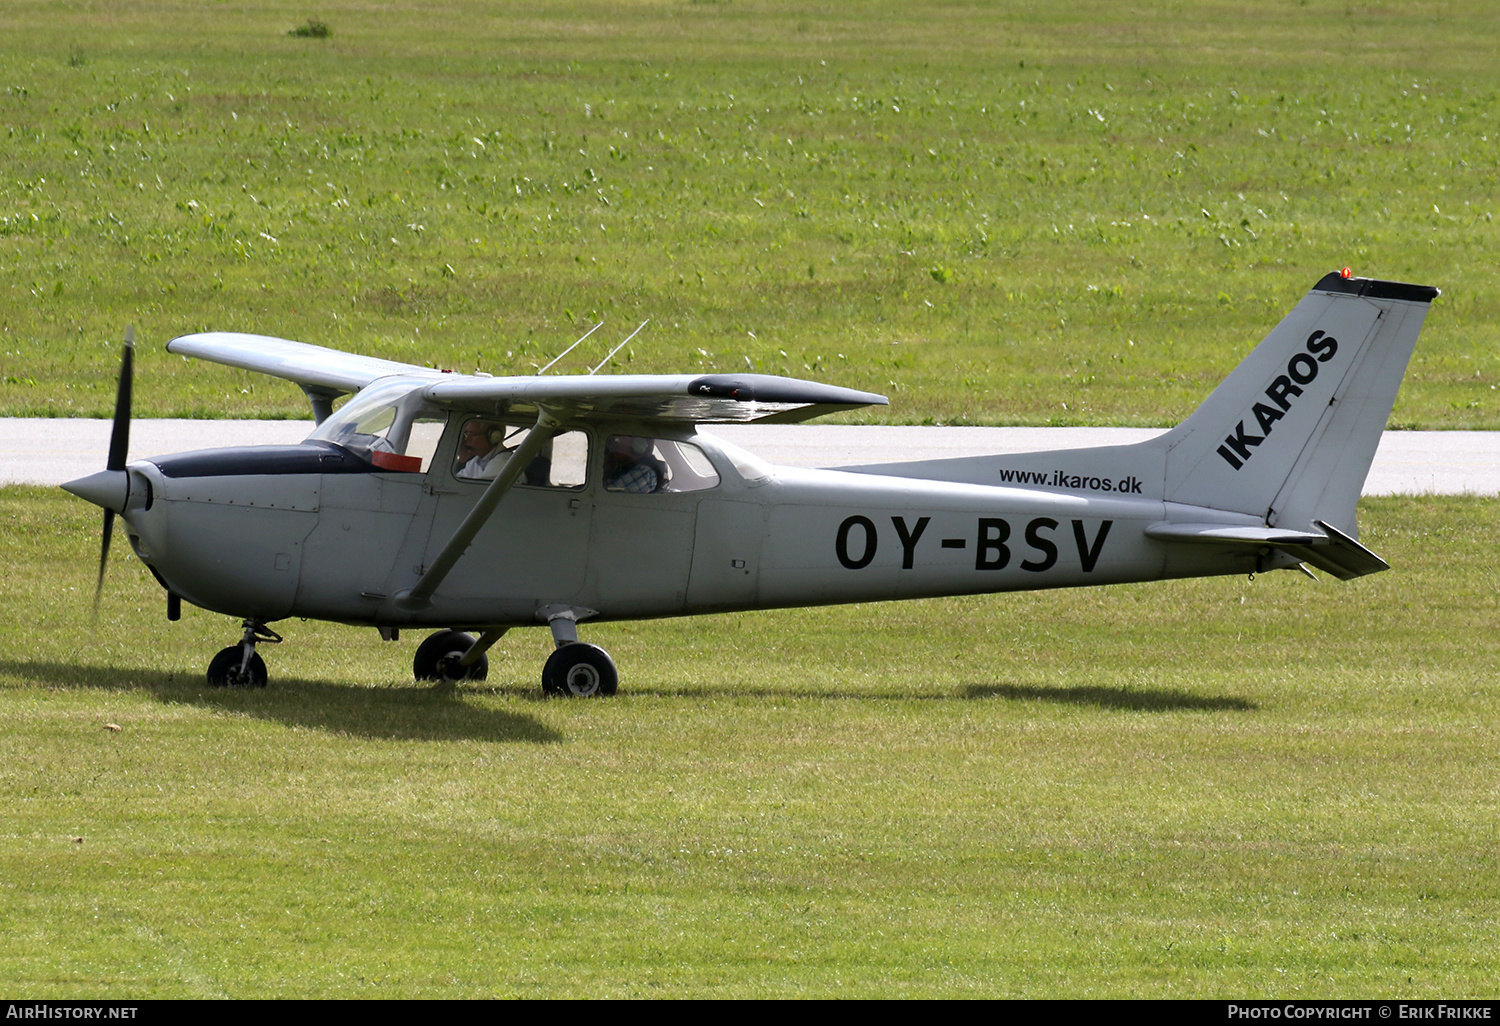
{"left": 453, "top": 418, "right": 590, "bottom": 489}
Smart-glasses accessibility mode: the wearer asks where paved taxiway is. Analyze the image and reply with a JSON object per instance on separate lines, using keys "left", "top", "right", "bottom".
{"left": 4, "top": 419, "right": 1496, "bottom": 494}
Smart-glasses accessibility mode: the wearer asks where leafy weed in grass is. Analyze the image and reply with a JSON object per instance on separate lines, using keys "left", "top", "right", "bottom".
{"left": 287, "top": 19, "right": 331, "bottom": 39}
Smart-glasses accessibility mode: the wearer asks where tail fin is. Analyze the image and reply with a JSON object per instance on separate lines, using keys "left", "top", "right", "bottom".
{"left": 1158, "top": 272, "right": 1437, "bottom": 534}
{"left": 845, "top": 272, "right": 1438, "bottom": 544}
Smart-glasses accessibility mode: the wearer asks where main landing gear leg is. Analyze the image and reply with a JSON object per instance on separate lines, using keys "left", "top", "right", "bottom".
{"left": 541, "top": 610, "right": 618, "bottom": 698}
{"left": 206, "top": 621, "right": 281, "bottom": 688}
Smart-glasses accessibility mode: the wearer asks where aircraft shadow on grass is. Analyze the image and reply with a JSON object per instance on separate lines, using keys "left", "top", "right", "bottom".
{"left": 0, "top": 660, "right": 563, "bottom": 744}
{"left": 6, "top": 658, "right": 1252, "bottom": 715}
{"left": 586, "top": 679, "right": 1254, "bottom": 710}
{"left": 962, "top": 682, "right": 1257, "bottom": 712}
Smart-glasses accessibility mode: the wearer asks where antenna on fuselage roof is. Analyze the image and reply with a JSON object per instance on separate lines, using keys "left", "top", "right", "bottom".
{"left": 589, "top": 319, "right": 650, "bottom": 375}
{"left": 537, "top": 320, "right": 604, "bottom": 375}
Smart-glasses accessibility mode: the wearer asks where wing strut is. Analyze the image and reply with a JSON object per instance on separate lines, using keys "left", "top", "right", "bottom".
{"left": 300, "top": 385, "right": 343, "bottom": 425}
{"left": 394, "top": 408, "right": 562, "bottom": 611}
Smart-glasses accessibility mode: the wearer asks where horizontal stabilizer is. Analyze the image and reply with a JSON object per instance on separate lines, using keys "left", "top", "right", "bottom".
{"left": 1144, "top": 523, "right": 1329, "bottom": 547}
{"left": 1145, "top": 519, "right": 1389, "bottom": 580}
{"left": 1300, "top": 519, "right": 1391, "bottom": 580}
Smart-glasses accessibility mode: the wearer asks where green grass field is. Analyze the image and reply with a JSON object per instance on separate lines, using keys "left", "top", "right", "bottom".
{"left": 5, "top": 0, "right": 1498, "bottom": 999}
{"left": 3, "top": 489, "right": 1497, "bottom": 997}
{"left": 1, "top": 0, "right": 1497, "bottom": 425}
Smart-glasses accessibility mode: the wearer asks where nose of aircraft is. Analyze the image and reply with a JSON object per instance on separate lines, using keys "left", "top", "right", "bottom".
{"left": 62, "top": 468, "right": 131, "bottom": 513}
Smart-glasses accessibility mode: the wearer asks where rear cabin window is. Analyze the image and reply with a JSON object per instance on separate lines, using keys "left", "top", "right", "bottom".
{"left": 603, "top": 436, "right": 719, "bottom": 494}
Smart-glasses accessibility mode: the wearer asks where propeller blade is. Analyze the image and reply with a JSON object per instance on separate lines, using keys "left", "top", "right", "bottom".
{"left": 106, "top": 325, "right": 134, "bottom": 472}
{"left": 95, "top": 328, "right": 134, "bottom": 615}
{"left": 94, "top": 509, "right": 114, "bottom": 613}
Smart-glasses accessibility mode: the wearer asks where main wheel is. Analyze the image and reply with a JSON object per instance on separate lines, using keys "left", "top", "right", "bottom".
{"left": 413, "top": 629, "right": 489, "bottom": 682}
{"left": 541, "top": 642, "right": 618, "bottom": 697}
{"left": 207, "top": 646, "right": 268, "bottom": 688}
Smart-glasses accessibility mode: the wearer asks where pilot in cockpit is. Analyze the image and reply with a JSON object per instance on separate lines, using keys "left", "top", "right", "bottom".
{"left": 455, "top": 420, "right": 510, "bottom": 480}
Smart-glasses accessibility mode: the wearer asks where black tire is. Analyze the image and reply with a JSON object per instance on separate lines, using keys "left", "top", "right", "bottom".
{"left": 207, "top": 646, "right": 268, "bottom": 688}
{"left": 541, "top": 642, "right": 618, "bottom": 697}
{"left": 413, "top": 629, "right": 489, "bottom": 682}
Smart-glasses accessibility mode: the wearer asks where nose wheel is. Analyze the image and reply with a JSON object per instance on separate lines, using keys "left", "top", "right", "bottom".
{"left": 207, "top": 647, "right": 267, "bottom": 688}
{"left": 206, "top": 621, "right": 280, "bottom": 687}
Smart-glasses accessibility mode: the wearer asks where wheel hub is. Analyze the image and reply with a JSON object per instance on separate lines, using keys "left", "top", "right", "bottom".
{"left": 565, "top": 664, "right": 601, "bottom": 696}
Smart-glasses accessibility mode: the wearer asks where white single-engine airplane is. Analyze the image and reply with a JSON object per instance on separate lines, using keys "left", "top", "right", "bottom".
{"left": 64, "top": 270, "right": 1437, "bottom": 695}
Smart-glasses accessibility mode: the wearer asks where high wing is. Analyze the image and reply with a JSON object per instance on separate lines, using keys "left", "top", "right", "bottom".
{"left": 167, "top": 332, "right": 450, "bottom": 394}
{"left": 166, "top": 332, "right": 888, "bottom": 425}
{"left": 421, "top": 372, "right": 887, "bottom": 424}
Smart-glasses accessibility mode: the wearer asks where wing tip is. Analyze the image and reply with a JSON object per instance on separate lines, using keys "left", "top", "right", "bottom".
{"left": 687, "top": 373, "right": 888, "bottom": 408}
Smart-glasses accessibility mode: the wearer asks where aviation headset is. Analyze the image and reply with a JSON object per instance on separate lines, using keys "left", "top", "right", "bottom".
{"left": 462, "top": 420, "right": 507, "bottom": 448}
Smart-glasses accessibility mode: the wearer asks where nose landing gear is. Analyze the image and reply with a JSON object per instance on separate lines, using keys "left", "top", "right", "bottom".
{"left": 206, "top": 621, "right": 281, "bottom": 688}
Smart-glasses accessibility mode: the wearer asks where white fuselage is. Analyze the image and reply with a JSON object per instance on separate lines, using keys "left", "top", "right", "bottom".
{"left": 120, "top": 427, "right": 1259, "bottom": 633}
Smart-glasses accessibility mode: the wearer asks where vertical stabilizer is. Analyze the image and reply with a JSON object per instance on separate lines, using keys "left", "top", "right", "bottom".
{"left": 837, "top": 272, "right": 1437, "bottom": 544}
{"left": 1160, "top": 273, "right": 1437, "bottom": 534}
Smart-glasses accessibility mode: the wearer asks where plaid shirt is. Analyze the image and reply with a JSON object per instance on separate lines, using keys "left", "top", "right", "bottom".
{"left": 608, "top": 462, "right": 659, "bottom": 493}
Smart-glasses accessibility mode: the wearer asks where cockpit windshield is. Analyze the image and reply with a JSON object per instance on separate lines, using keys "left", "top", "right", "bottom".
{"left": 305, "top": 379, "right": 446, "bottom": 472}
